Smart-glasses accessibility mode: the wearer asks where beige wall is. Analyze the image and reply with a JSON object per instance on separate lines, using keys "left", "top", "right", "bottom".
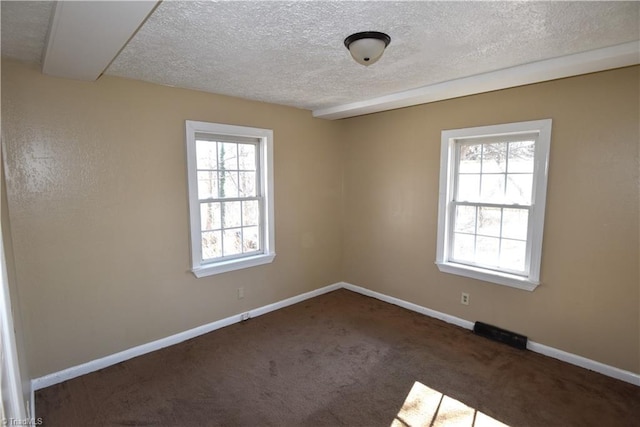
{"left": 1, "top": 60, "right": 344, "bottom": 377}
{"left": 1, "top": 59, "right": 638, "bottom": 379}
{"left": 342, "top": 66, "right": 640, "bottom": 373}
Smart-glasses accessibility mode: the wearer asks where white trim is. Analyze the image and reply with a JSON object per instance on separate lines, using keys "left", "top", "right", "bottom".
{"left": 31, "top": 283, "right": 341, "bottom": 391}
{"left": 434, "top": 262, "right": 538, "bottom": 291}
{"left": 31, "top": 282, "right": 639, "bottom": 391}
{"left": 341, "top": 283, "right": 639, "bottom": 387}
{"left": 0, "top": 223, "right": 28, "bottom": 420}
{"left": 33, "top": 316, "right": 237, "bottom": 390}
{"left": 42, "top": 1, "right": 158, "bottom": 81}
{"left": 341, "top": 282, "right": 474, "bottom": 330}
{"left": 192, "top": 253, "right": 276, "bottom": 278}
{"left": 185, "top": 120, "right": 276, "bottom": 278}
{"left": 436, "top": 119, "right": 552, "bottom": 290}
{"left": 526, "top": 342, "right": 639, "bottom": 386}
{"left": 313, "top": 41, "right": 640, "bottom": 120}
{"left": 248, "top": 283, "right": 342, "bottom": 318}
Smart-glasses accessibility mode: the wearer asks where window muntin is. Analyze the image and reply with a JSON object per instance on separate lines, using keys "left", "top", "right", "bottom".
{"left": 436, "top": 120, "right": 551, "bottom": 291}
{"left": 196, "top": 137, "right": 261, "bottom": 261}
{"left": 450, "top": 137, "right": 535, "bottom": 275}
{"left": 186, "top": 122, "right": 275, "bottom": 277}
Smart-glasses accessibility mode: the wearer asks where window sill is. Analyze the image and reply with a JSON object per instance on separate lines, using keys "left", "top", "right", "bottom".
{"left": 192, "top": 252, "right": 276, "bottom": 278}
{"left": 435, "top": 261, "right": 539, "bottom": 291}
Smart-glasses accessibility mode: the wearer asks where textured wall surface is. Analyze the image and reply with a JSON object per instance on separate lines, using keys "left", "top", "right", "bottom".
{"left": 1, "top": 60, "right": 344, "bottom": 377}
{"left": 2, "top": 59, "right": 638, "bottom": 379}
{"left": 342, "top": 66, "right": 640, "bottom": 373}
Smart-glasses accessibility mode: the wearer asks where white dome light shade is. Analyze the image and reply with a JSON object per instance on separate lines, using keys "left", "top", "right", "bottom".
{"left": 348, "top": 38, "right": 386, "bottom": 66}
{"left": 344, "top": 31, "right": 391, "bottom": 66}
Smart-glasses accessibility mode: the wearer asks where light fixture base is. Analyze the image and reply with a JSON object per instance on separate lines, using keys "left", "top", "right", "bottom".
{"left": 344, "top": 31, "right": 391, "bottom": 66}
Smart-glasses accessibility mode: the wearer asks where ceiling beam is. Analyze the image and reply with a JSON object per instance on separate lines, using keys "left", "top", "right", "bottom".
{"left": 42, "top": 1, "right": 159, "bottom": 81}
{"left": 313, "top": 41, "right": 640, "bottom": 120}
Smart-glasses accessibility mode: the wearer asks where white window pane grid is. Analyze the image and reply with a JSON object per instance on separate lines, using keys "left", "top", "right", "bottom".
{"left": 438, "top": 120, "right": 550, "bottom": 289}
{"left": 456, "top": 140, "right": 535, "bottom": 206}
{"left": 451, "top": 139, "right": 535, "bottom": 274}
{"left": 451, "top": 204, "right": 529, "bottom": 274}
{"left": 195, "top": 139, "right": 262, "bottom": 262}
{"left": 200, "top": 200, "right": 263, "bottom": 261}
{"left": 195, "top": 140, "right": 259, "bottom": 201}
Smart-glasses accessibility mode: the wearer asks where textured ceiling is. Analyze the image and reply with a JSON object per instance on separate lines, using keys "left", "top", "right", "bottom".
{"left": 2, "top": 1, "right": 639, "bottom": 112}
{"left": 1, "top": 0, "right": 54, "bottom": 64}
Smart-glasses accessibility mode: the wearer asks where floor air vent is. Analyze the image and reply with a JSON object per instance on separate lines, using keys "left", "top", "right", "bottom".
{"left": 473, "top": 321, "right": 528, "bottom": 350}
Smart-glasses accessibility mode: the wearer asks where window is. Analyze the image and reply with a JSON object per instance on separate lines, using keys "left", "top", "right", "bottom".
{"left": 436, "top": 119, "right": 552, "bottom": 291}
{"left": 185, "top": 121, "right": 275, "bottom": 277}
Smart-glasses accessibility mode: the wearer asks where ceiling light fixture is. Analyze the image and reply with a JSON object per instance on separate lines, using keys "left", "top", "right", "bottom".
{"left": 344, "top": 31, "right": 391, "bottom": 66}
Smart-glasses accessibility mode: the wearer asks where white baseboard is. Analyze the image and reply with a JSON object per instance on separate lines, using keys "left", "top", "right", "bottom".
{"left": 526, "top": 341, "right": 639, "bottom": 386}
{"left": 250, "top": 282, "right": 342, "bottom": 318}
{"left": 341, "top": 282, "right": 475, "bottom": 330}
{"left": 31, "top": 281, "right": 639, "bottom": 391}
{"left": 31, "top": 283, "right": 342, "bottom": 391}
{"left": 340, "top": 282, "right": 640, "bottom": 387}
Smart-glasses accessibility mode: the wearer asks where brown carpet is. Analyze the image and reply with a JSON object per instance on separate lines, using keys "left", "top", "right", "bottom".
{"left": 36, "top": 289, "right": 639, "bottom": 426}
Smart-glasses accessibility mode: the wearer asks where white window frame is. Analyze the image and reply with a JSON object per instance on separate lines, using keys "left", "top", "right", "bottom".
{"left": 435, "top": 119, "right": 552, "bottom": 291}
{"left": 185, "top": 121, "right": 275, "bottom": 278}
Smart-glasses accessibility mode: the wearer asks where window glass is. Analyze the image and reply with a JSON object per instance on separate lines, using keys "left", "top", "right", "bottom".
{"left": 186, "top": 121, "right": 275, "bottom": 277}
{"left": 436, "top": 120, "right": 551, "bottom": 290}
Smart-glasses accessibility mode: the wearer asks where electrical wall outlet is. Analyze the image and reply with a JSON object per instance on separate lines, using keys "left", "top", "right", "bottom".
{"left": 461, "top": 292, "right": 470, "bottom": 305}
{"left": 238, "top": 286, "right": 244, "bottom": 299}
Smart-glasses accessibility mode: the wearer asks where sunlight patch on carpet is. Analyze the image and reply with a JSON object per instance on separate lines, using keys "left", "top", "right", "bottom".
{"left": 392, "top": 381, "right": 510, "bottom": 427}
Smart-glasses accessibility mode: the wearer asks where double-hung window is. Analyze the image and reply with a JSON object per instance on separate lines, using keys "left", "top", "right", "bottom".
{"left": 185, "top": 121, "right": 275, "bottom": 278}
{"left": 436, "top": 119, "right": 552, "bottom": 291}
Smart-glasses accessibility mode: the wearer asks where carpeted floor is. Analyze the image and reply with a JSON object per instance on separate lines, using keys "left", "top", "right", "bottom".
{"left": 36, "top": 289, "right": 639, "bottom": 426}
